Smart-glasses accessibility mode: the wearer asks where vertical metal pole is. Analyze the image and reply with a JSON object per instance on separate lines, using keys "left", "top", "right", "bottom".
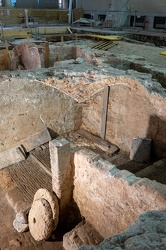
{"left": 68, "top": 0, "right": 73, "bottom": 24}
{"left": 45, "top": 42, "right": 50, "bottom": 68}
{"left": 100, "top": 86, "right": 110, "bottom": 140}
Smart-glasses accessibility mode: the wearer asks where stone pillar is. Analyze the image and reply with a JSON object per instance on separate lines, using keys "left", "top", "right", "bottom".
{"left": 49, "top": 138, "right": 73, "bottom": 222}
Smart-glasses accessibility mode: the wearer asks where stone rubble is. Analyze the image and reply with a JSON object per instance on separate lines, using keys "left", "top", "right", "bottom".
{"left": 78, "top": 210, "right": 166, "bottom": 250}
{"left": 16, "top": 211, "right": 28, "bottom": 224}
{"left": 13, "top": 218, "right": 29, "bottom": 233}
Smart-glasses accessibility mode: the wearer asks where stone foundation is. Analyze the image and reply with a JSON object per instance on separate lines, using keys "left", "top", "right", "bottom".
{"left": 81, "top": 76, "right": 166, "bottom": 158}
{"left": 73, "top": 148, "right": 166, "bottom": 238}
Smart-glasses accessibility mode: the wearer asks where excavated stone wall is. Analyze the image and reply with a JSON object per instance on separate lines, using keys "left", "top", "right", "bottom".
{"left": 0, "top": 76, "right": 82, "bottom": 152}
{"left": 73, "top": 148, "right": 166, "bottom": 238}
{"left": 81, "top": 76, "right": 166, "bottom": 158}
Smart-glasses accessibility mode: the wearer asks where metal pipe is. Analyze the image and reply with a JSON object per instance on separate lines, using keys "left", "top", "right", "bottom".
{"left": 68, "top": 0, "right": 73, "bottom": 24}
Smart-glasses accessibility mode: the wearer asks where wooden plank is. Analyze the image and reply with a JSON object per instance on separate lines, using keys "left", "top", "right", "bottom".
{"left": 101, "top": 42, "right": 118, "bottom": 51}
{"left": 45, "top": 42, "right": 50, "bottom": 68}
{"left": 101, "top": 86, "right": 110, "bottom": 140}
{"left": 93, "top": 41, "right": 110, "bottom": 50}
{"left": 57, "top": 52, "right": 61, "bottom": 62}
{"left": 76, "top": 34, "right": 123, "bottom": 41}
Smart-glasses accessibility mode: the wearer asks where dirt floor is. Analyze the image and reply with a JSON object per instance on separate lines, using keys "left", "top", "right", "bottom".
{"left": 0, "top": 174, "right": 64, "bottom": 250}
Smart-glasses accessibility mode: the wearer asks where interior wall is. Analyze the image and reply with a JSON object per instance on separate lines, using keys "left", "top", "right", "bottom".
{"left": 76, "top": 0, "right": 110, "bottom": 11}
{"left": 16, "top": 0, "right": 38, "bottom": 8}
{"left": 38, "top": 0, "right": 58, "bottom": 9}
{"left": 16, "top": 0, "right": 58, "bottom": 9}
{"left": 0, "top": 77, "right": 82, "bottom": 152}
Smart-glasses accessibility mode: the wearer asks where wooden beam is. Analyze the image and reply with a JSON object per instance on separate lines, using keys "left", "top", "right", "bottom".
{"left": 45, "top": 42, "right": 49, "bottom": 68}
{"left": 100, "top": 86, "right": 110, "bottom": 140}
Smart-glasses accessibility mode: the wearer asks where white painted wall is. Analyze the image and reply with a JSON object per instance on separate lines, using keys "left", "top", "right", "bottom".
{"left": 76, "top": 0, "right": 166, "bottom": 12}
{"left": 75, "top": 0, "right": 166, "bottom": 30}
{"left": 130, "top": 0, "right": 166, "bottom": 12}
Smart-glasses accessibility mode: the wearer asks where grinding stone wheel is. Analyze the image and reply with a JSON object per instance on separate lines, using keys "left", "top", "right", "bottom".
{"left": 33, "top": 188, "right": 59, "bottom": 230}
{"left": 29, "top": 198, "right": 53, "bottom": 241}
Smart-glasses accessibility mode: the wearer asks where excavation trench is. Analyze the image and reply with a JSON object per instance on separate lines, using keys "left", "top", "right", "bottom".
{"left": 0, "top": 38, "right": 166, "bottom": 249}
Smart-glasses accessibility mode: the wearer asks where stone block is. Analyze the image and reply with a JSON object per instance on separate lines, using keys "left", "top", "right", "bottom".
{"left": 16, "top": 212, "right": 28, "bottom": 224}
{"left": 13, "top": 219, "right": 29, "bottom": 233}
{"left": 49, "top": 138, "right": 73, "bottom": 223}
{"left": 0, "top": 147, "right": 25, "bottom": 169}
{"left": 49, "top": 138, "right": 71, "bottom": 198}
{"left": 63, "top": 221, "right": 104, "bottom": 250}
{"left": 18, "top": 128, "right": 52, "bottom": 153}
{"left": 130, "top": 137, "right": 152, "bottom": 163}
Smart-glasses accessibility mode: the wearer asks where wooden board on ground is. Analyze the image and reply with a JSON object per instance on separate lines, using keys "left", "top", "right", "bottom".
{"left": 91, "top": 41, "right": 118, "bottom": 51}
{"left": 75, "top": 34, "right": 123, "bottom": 41}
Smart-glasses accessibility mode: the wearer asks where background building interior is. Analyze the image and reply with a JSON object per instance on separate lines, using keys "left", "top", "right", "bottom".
{"left": 0, "top": 0, "right": 166, "bottom": 249}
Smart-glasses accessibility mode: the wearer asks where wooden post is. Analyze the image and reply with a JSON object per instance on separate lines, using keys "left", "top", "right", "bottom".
{"left": 57, "top": 52, "right": 61, "bottom": 62}
{"left": 25, "top": 9, "right": 29, "bottom": 29}
{"left": 100, "top": 86, "right": 110, "bottom": 140}
{"left": 45, "top": 42, "right": 49, "bottom": 68}
{"left": 5, "top": 40, "right": 11, "bottom": 70}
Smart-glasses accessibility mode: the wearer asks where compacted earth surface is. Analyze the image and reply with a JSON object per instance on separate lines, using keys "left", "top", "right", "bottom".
{"left": 0, "top": 169, "right": 64, "bottom": 250}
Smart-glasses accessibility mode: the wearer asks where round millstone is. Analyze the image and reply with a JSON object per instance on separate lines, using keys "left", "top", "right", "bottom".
{"left": 28, "top": 198, "right": 53, "bottom": 241}
{"left": 34, "top": 188, "right": 59, "bottom": 230}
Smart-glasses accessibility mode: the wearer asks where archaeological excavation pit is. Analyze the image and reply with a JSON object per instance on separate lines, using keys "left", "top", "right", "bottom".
{"left": 1, "top": 20, "right": 166, "bottom": 250}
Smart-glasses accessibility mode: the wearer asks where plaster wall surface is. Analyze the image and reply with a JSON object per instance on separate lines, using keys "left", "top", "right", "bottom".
{"left": 129, "top": 0, "right": 166, "bottom": 12}
{"left": 73, "top": 149, "right": 166, "bottom": 238}
{"left": 0, "top": 76, "right": 82, "bottom": 152}
{"left": 81, "top": 77, "right": 166, "bottom": 158}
